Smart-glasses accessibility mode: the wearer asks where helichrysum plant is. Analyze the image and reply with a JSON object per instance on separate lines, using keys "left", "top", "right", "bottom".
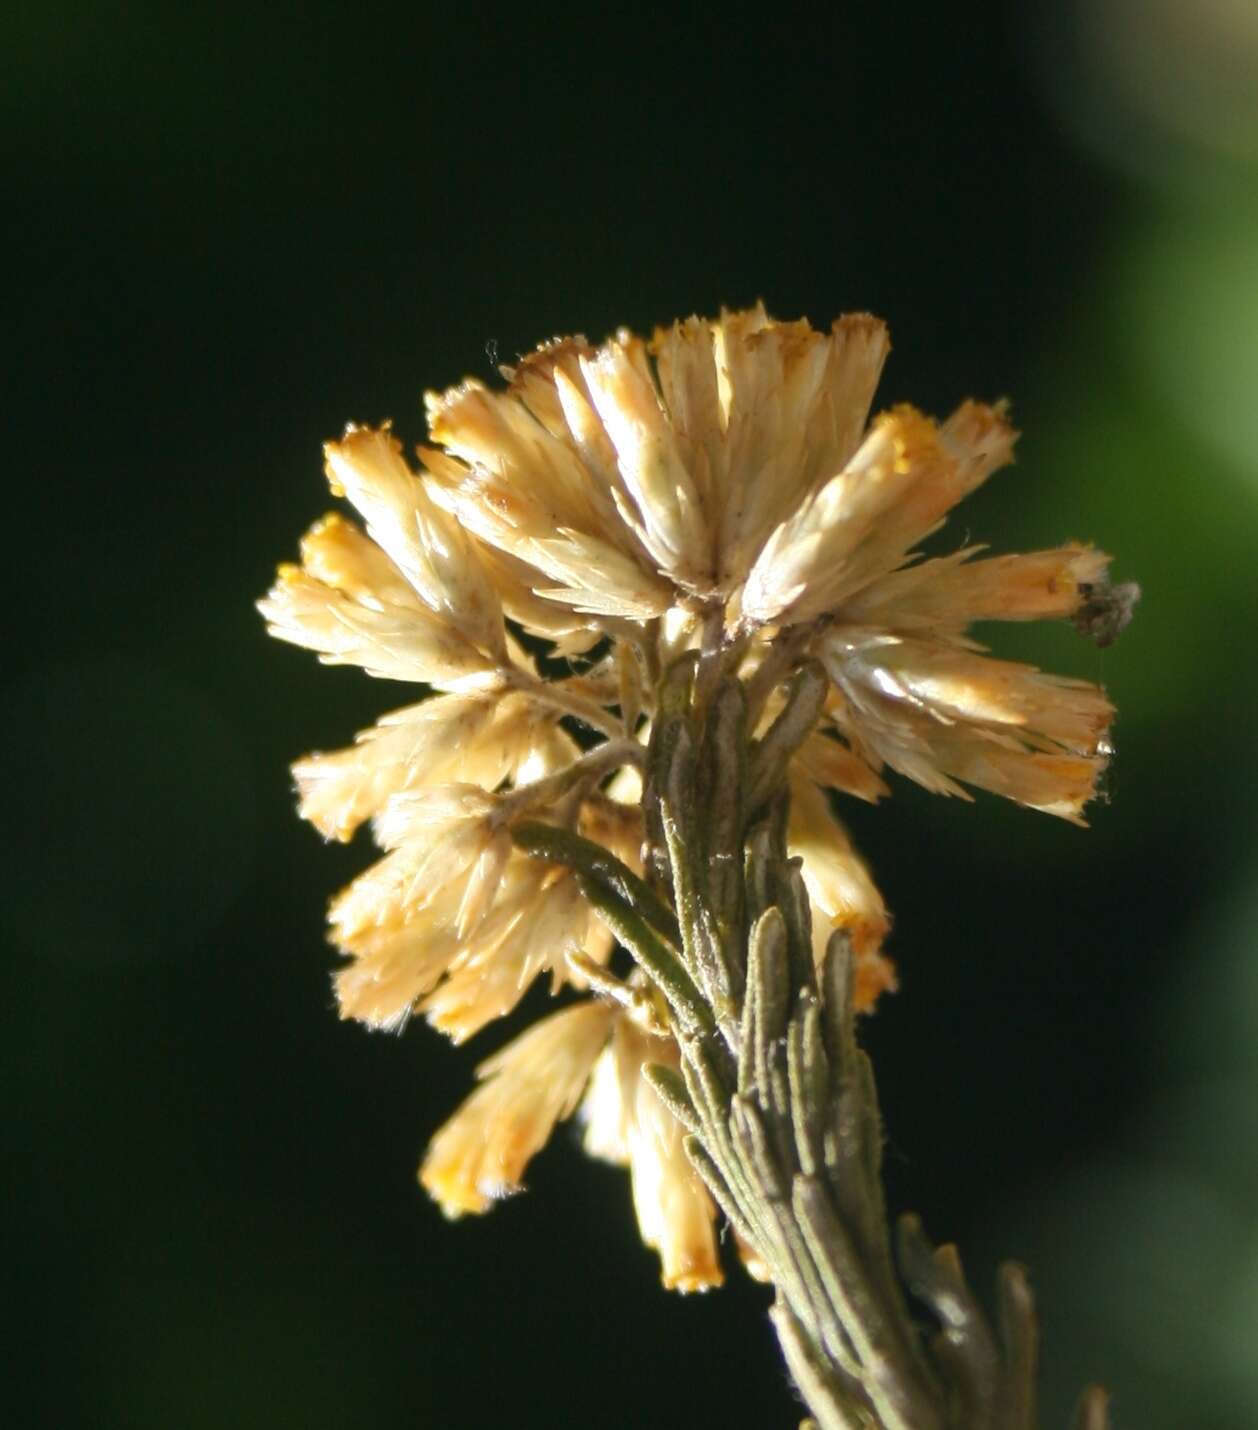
{"left": 260, "top": 305, "right": 1135, "bottom": 1429}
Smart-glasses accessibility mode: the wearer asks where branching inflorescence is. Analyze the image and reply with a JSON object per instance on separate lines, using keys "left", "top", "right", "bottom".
{"left": 260, "top": 306, "right": 1134, "bottom": 1428}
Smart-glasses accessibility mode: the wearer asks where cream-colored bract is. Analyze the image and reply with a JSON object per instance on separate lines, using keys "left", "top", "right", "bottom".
{"left": 421, "top": 1001, "right": 614, "bottom": 1215}
{"left": 260, "top": 305, "right": 1116, "bottom": 1289}
{"left": 582, "top": 1016, "right": 723, "bottom": 1292}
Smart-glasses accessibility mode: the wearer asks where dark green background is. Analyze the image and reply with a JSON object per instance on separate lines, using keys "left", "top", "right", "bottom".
{"left": 8, "top": 3, "right": 1258, "bottom": 1427}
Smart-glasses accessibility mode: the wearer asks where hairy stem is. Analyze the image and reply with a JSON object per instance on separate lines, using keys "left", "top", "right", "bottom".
{"left": 643, "top": 660, "right": 1108, "bottom": 1430}
{"left": 518, "top": 653, "right": 1111, "bottom": 1430}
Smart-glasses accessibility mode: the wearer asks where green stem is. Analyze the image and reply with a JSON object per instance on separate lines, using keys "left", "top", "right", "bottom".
{"left": 511, "top": 650, "right": 1112, "bottom": 1430}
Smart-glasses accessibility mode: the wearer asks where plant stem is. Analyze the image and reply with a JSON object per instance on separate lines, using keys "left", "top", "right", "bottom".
{"left": 514, "top": 654, "right": 1111, "bottom": 1430}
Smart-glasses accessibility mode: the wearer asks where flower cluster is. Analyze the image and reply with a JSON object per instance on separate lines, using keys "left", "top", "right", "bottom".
{"left": 260, "top": 305, "right": 1115, "bottom": 1290}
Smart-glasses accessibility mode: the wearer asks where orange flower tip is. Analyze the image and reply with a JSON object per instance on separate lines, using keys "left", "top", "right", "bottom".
{"left": 740, "top": 1252, "right": 773, "bottom": 1284}
{"left": 303, "top": 510, "right": 345, "bottom": 537}
{"left": 734, "top": 1231, "right": 774, "bottom": 1283}
{"left": 833, "top": 309, "right": 890, "bottom": 342}
{"left": 872, "top": 404, "right": 948, "bottom": 478}
{"left": 320, "top": 440, "right": 348, "bottom": 497}
{"left": 423, "top": 381, "right": 483, "bottom": 442}
{"left": 946, "top": 399, "right": 1019, "bottom": 463}
{"left": 335, "top": 997, "right": 412, "bottom": 1035}
{"left": 853, "top": 953, "right": 899, "bottom": 1014}
{"left": 425, "top": 1014, "right": 476, "bottom": 1047}
{"left": 647, "top": 314, "right": 699, "bottom": 348}
{"left": 291, "top": 781, "right": 355, "bottom": 841}
{"left": 509, "top": 334, "right": 594, "bottom": 378}
{"left": 663, "top": 1260, "right": 725, "bottom": 1294}
{"left": 329, "top": 419, "right": 394, "bottom": 445}
{"left": 421, "top": 1154, "right": 535, "bottom": 1217}
{"left": 420, "top": 1171, "right": 508, "bottom": 1220}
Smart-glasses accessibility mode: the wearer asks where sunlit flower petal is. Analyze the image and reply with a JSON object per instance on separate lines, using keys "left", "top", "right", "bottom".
{"left": 819, "top": 629, "right": 1112, "bottom": 822}
{"left": 742, "top": 402, "right": 1017, "bottom": 625}
{"left": 795, "top": 728, "right": 890, "bottom": 805}
{"left": 421, "top": 381, "right": 673, "bottom": 618}
{"left": 580, "top": 339, "right": 710, "bottom": 587}
{"left": 292, "top": 691, "right": 547, "bottom": 842}
{"left": 421, "top": 1001, "right": 614, "bottom": 1216}
{"left": 788, "top": 776, "right": 895, "bottom": 1011}
{"left": 582, "top": 1017, "right": 722, "bottom": 1291}
{"left": 420, "top": 864, "right": 593, "bottom": 1042}
{"left": 324, "top": 424, "right": 506, "bottom": 658}
{"left": 843, "top": 544, "right": 1112, "bottom": 634}
{"left": 298, "top": 510, "right": 423, "bottom": 612}
{"left": 329, "top": 786, "right": 501, "bottom": 942}
{"left": 257, "top": 564, "right": 499, "bottom": 686}
{"left": 713, "top": 308, "right": 891, "bottom": 588}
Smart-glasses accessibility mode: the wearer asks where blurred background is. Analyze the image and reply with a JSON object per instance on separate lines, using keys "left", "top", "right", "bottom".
{"left": 6, "top": 2, "right": 1258, "bottom": 1426}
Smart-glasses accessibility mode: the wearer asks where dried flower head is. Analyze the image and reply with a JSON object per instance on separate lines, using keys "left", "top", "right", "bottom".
{"left": 260, "top": 304, "right": 1120, "bottom": 1289}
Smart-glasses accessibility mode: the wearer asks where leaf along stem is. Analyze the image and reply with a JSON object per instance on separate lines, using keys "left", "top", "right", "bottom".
{"left": 512, "top": 648, "right": 1111, "bottom": 1430}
